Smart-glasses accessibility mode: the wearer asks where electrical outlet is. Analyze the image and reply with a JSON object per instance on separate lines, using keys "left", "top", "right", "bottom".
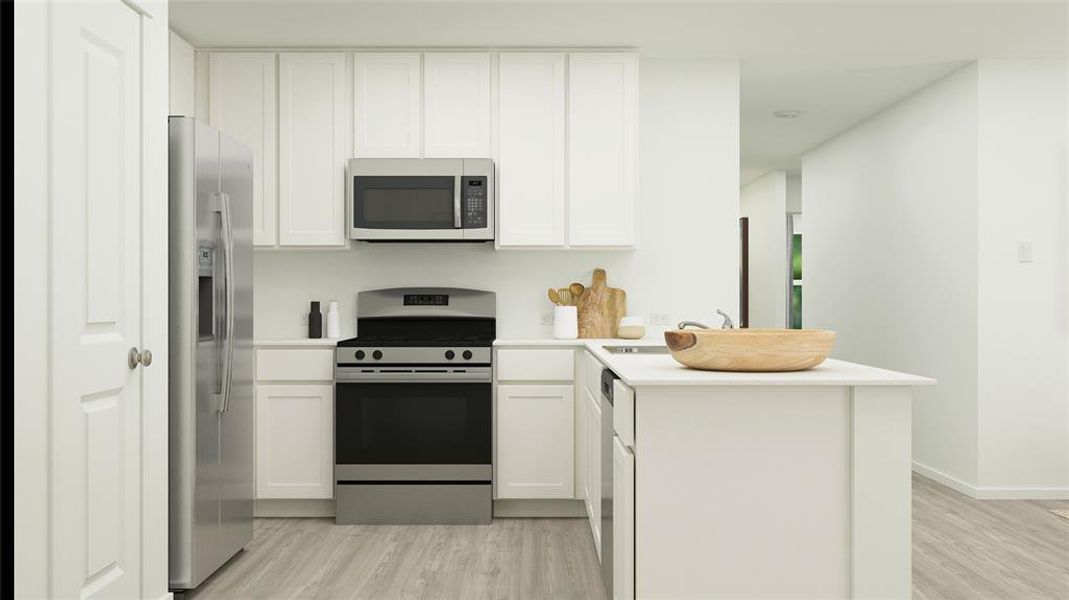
{"left": 299, "top": 312, "right": 309, "bottom": 326}
{"left": 650, "top": 312, "right": 672, "bottom": 326}
{"left": 540, "top": 311, "right": 555, "bottom": 326}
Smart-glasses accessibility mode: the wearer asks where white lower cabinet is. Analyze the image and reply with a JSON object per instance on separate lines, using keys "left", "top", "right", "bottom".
{"left": 585, "top": 387, "right": 602, "bottom": 557}
{"left": 613, "top": 435, "right": 636, "bottom": 600}
{"left": 496, "top": 384, "right": 575, "bottom": 498}
{"left": 255, "top": 383, "right": 334, "bottom": 499}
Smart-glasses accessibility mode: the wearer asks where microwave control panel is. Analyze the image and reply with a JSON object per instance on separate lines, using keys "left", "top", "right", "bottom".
{"left": 461, "top": 176, "right": 488, "bottom": 229}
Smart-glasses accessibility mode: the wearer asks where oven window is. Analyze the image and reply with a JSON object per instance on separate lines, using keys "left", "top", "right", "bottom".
{"left": 353, "top": 176, "right": 456, "bottom": 230}
{"left": 336, "top": 382, "right": 491, "bottom": 465}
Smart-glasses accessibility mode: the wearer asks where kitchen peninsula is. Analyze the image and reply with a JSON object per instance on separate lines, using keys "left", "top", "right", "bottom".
{"left": 495, "top": 338, "right": 935, "bottom": 599}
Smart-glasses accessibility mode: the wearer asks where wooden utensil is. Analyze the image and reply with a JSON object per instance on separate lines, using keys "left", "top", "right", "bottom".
{"left": 548, "top": 288, "right": 561, "bottom": 305}
{"left": 558, "top": 289, "right": 572, "bottom": 306}
{"left": 577, "top": 268, "right": 627, "bottom": 338}
{"left": 569, "top": 282, "right": 585, "bottom": 299}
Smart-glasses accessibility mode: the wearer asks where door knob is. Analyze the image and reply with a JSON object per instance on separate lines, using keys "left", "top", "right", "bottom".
{"left": 129, "top": 347, "right": 154, "bottom": 369}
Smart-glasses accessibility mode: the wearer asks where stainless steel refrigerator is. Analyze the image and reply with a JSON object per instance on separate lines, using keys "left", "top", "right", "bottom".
{"left": 168, "top": 116, "right": 254, "bottom": 591}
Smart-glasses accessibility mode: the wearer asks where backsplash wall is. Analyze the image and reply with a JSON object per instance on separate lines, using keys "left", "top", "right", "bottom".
{"left": 253, "top": 58, "right": 741, "bottom": 339}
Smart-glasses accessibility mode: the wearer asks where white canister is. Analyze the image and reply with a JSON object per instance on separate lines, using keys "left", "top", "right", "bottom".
{"left": 617, "top": 315, "right": 646, "bottom": 340}
{"left": 553, "top": 305, "right": 578, "bottom": 340}
{"left": 325, "top": 300, "right": 341, "bottom": 340}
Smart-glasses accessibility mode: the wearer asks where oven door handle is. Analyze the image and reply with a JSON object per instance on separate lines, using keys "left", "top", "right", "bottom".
{"left": 335, "top": 369, "right": 491, "bottom": 383}
{"left": 453, "top": 176, "right": 462, "bottom": 228}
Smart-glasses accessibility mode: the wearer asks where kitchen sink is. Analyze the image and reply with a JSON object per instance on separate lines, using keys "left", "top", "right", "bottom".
{"left": 603, "top": 345, "right": 671, "bottom": 355}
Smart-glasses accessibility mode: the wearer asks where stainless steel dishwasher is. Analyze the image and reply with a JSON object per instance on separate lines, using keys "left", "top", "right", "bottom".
{"left": 600, "top": 367, "right": 619, "bottom": 598}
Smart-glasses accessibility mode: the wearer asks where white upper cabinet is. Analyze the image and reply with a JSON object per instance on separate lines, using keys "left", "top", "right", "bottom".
{"left": 567, "top": 53, "right": 638, "bottom": 247}
{"left": 278, "top": 52, "right": 349, "bottom": 246}
{"left": 496, "top": 53, "right": 567, "bottom": 247}
{"left": 423, "top": 53, "right": 491, "bottom": 158}
{"left": 353, "top": 52, "right": 421, "bottom": 158}
{"left": 209, "top": 52, "right": 277, "bottom": 246}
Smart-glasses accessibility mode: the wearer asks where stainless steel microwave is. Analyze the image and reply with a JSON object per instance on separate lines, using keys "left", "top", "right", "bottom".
{"left": 347, "top": 158, "right": 494, "bottom": 242}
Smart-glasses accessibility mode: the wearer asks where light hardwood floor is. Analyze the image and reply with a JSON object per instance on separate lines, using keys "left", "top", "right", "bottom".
{"left": 912, "top": 474, "right": 1069, "bottom": 600}
{"left": 188, "top": 475, "right": 1068, "bottom": 600}
{"left": 186, "top": 517, "right": 604, "bottom": 600}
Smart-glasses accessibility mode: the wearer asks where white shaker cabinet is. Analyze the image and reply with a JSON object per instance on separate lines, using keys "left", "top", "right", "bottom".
{"left": 496, "top": 53, "right": 567, "bottom": 247}
{"left": 208, "top": 52, "right": 278, "bottom": 246}
{"left": 353, "top": 52, "right": 421, "bottom": 158}
{"left": 255, "top": 384, "right": 334, "bottom": 499}
{"left": 423, "top": 53, "right": 491, "bottom": 158}
{"left": 585, "top": 387, "right": 602, "bottom": 557}
{"left": 496, "top": 384, "right": 575, "bottom": 499}
{"left": 613, "top": 435, "right": 636, "bottom": 600}
{"left": 254, "top": 346, "right": 335, "bottom": 500}
{"left": 567, "top": 53, "right": 638, "bottom": 247}
{"left": 278, "top": 53, "right": 349, "bottom": 247}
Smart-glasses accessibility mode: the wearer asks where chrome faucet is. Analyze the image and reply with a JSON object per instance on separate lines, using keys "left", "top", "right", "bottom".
{"left": 716, "top": 309, "right": 735, "bottom": 329}
{"left": 678, "top": 309, "right": 735, "bottom": 330}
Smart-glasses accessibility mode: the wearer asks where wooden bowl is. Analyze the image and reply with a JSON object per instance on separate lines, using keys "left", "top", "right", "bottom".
{"left": 663, "top": 328, "right": 836, "bottom": 372}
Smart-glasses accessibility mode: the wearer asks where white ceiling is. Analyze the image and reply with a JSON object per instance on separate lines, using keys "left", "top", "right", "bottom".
{"left": 171, "top": 1, "right": 1069, "bottom": 184}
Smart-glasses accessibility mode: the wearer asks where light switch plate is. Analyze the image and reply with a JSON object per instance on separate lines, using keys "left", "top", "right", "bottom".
{"left": 300, "top": 312, "right": 309, "bottom": 326}
{"left": 650, "top": 312, "right": 672, "bottom": 326}
{"left": 1018, "top": 241, "right": 1034, "bottom": 263}
{"left": 540, "top": 311, "right": 554, "bottom": 326}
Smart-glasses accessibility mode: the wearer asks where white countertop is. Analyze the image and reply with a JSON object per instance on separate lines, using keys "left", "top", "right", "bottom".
{"left": 253, "top": 338, "right": 338, "bottom": 348}
{"left": 497, "top": 337, "right": 936, "bottom": 388}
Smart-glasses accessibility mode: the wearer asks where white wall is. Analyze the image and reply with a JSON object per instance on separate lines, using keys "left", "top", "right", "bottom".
{"left": 802, "top": 60, "right": 1069, "bottom": 497}
{"left": 786, "top": 173, "right": 802, "bottom": 213}
{"left": 254, "top": 57, "right": 740, "bottom": 339}
{"left": 976, "top": 59, "right": 1069, "bottom": 494}
{"left": 803, "top": 64, "right": 981, "bottom": 488}
{"left": 740, "top": 170, "right": 788, "bottom": 328}
{"left": 169, "top": 30, "right": 195, "bottom": 116}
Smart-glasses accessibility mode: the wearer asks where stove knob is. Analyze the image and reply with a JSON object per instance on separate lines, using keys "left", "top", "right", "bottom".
{"left": 445, "top": 350, "right": 456, "bottom": 360}
{"left": 372, "top": 350, "right": 383, "bottom": 360}
{"left": 462, "top": 350, "right": 473, "bottom": 360}
{"left": 355, "top": 350, "right": 365, "bottom": 360}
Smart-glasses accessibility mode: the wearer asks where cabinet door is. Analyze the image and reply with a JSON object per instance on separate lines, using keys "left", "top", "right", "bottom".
{"left": 497, "top": 385, "right": 574, "bottom": 498}
{"left": 353, "top": 52, "right": 421, "bottom": 158}
{"left": 423, "top": 53, "right": 491, "bottom": 158}
{"left": 586, "top": 388, "right": 602, "bottom": 556}
{"left": 496, "top": 53, "right": 566, "bottom": 246}
{"left": 567, "top": 53, "right": 638, "bottom": 247}
{"left": 255, "top": 384, "right": 334, "bottom": 499}
{"left": 278, "top": 53, "right": 348, "bottom": 246}
{"left": 209, "top": 52, "right": 277, "bottom": 246}
{"left": 613, "top": 436, "right": 636, "bottom": 600}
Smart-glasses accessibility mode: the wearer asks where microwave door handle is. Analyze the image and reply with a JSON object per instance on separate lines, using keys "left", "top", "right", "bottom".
{"left": 453, "top": 176, "right": 462, "bottom": 228}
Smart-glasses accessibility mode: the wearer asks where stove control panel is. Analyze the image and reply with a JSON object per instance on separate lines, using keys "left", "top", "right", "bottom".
{"left": 336, "top": 347, "right": 491, "bottom": 365}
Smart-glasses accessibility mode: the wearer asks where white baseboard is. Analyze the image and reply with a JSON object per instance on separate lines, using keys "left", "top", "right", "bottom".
{"left": 255, "top": 499, "right": 335, "bottom": 518}
{"left": 493, "top": 499, "right": 586, "bottom": 518}
{"left": 912, "top": 462, "right": 1069, "bottom": 500}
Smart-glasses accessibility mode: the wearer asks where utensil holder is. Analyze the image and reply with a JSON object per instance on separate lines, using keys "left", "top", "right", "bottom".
{"left": 553, "top": 306, "right": 578, "bottom": 340}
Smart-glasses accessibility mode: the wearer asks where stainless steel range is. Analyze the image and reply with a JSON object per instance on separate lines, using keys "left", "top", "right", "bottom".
{"left": 334, "top": 288, "right": 495, "bottom": 525}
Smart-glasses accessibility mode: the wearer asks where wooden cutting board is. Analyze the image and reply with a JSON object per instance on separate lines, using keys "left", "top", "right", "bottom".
{"left": 578, "top": 268, "right": 627, "bottom": 338}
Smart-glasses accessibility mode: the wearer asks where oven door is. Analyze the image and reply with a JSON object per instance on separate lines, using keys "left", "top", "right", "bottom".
{"left": 334, "top": 369, "right": 492, "bottom": 481}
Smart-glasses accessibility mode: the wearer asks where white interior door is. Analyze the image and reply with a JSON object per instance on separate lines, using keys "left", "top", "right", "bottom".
{"left": 50, "top": 1, "right": 144, "bottom": 597}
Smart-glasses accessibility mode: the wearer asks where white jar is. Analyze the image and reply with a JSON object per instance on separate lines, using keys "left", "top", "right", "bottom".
{"left": 325, "top": 300, "right": 341, "bottom": 340}
{"left": 617, "top": 315, "right": 646, "bottom": 340}
{"left": 553, "top": 305, "right": 578, "bottom": 340}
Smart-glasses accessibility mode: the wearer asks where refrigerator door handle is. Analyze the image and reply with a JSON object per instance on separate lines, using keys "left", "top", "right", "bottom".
{"left": 219, "top": 191, "right": 236, "bottom": 413}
